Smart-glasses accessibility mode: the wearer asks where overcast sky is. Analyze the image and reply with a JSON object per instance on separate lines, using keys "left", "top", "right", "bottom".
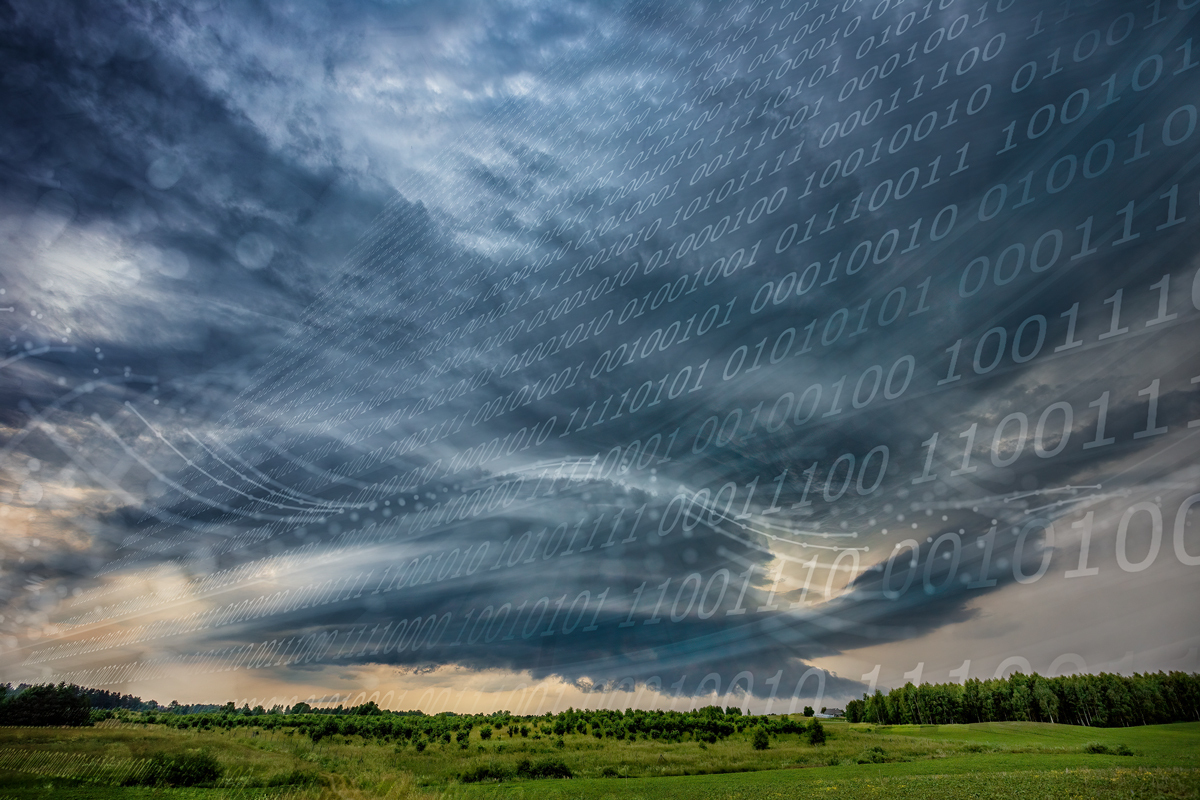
{"left": 0, "top": 0, "right": 1197, "bottom": 713}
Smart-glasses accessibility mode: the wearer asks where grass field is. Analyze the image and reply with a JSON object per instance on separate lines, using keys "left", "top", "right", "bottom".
{"left": 0, "top": 719, "right": 1197, "bottom": 799}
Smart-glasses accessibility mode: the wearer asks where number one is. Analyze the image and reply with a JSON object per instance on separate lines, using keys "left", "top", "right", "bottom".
{"left": 913, "top": 433, "right": 938, "bottom": 484}
{"left": 968, "top": 526, "right": 998, "bottom": 588}
{"left": 1133, "top": 379, "right": 1168, "bottom": 439}
{"left": 1064, "top": 512, "right": 1100, "bottom": 578}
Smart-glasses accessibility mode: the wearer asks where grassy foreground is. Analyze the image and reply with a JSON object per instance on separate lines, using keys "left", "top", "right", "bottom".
{"left": 0, "top": 719, "right": 1197, "bottom": 799}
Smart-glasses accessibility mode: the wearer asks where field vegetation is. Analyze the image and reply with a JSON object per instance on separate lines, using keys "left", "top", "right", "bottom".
{"left": 0, "top": 677, "right": 1198, "bottom": 798}
{"left": 0, "top": 713, "right": 1197, "bottom": 799}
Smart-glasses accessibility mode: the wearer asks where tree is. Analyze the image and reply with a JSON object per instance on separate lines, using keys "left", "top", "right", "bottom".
{"left": 802, "top": 705, "right": 814, "bottom": 717}
{"left": 807, "top": 718, "right": 826, "bottom": 745}
{"left": 1032, "top": 680, "right": 1059, "bottom": 723}
{"left": 751, "top": 727, "right": 769, "bottom": 750}
{"left": 310, "top": 716, "right": 339, "bottom": 744}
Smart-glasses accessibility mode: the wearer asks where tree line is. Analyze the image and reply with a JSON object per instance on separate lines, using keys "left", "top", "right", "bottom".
{"left": 843, "top": 671, "right": 1200, "bottom": 727}
{"left": 0, "top": 683, "right": 92, "bottom": 726}
{"left": 148, "top": 701, "right": 817, "bottom": 747}
{"left": 5, "top": 671, "right": 1198, "bottom": 734}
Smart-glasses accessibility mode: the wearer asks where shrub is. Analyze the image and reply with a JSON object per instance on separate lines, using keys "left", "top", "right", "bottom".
{"left": 133, "top": 750, "right": 223, "bottom": 787}
{"left": 752, "top": 727, "right": 770, "bottom": 750}
{"left": 459, "top": 763, "right": 512, "bottom": 783}
{"left": 309, "top": 717, "right": 338, "bottom": 744}
{"left": 266, "top": 769, "right": 321, "bottom": 787}
{"left": 1084, "top": 742, "right": 1134, "bottom": 756}
{"left": 857, "top": 746, "right": 887, "bottom": 764}
{"left": 479, "top": 727, "right": 492, "bottom": 740}
{"left": 807, "top": 719, "right": 826, "bottom": 745}
{"left": 515, "top": 757, "right": 574, "bottom": 779}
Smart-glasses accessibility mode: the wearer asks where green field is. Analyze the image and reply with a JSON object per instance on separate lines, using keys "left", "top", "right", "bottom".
{"left": 0, "top": 719, "right": 1197, "bottom": 799}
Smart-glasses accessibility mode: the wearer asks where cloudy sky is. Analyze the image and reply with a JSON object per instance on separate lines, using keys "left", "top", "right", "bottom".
{"left": 0, "top": 0, "right": 1197, "bottom": 714}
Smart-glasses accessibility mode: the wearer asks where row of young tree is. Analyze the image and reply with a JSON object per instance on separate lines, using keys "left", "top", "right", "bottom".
{"left": 843, "top": 672, "right": 1200, "bottom": 727}
{"left": 147, "top": 702, "right": 816, "bottom": 746}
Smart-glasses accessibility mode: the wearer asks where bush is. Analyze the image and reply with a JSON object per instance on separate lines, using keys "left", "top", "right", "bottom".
{"left": 459, "top": 763, "right": 512, "bottom": 783}
{"left": 857, "top": 746, "right": 887, "bottom": 764}
{"left": 266, "top": 769, "right": 321, "bottom": 787}
{"left": 479, "top": 726, "right": 492, "bottom": 740}
{"left": 807, "top": 719, "right": 826, "bottom": 745}
{"left": 1084, "top": 742, "right": 1134, "bottom": 756}
{"left": 309, "top": 717, "right": 338, "bottom": 744}
{"left": 133, "top": 751, "right": 223, "bottom": 787}
{"left": 516, "top": 757, "right": 574, "bottom": 779}
{"left": 752, "top": 727, "right": 770, "bottom": 750}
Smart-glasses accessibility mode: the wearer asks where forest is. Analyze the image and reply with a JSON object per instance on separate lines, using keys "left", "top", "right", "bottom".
{"left": 843, "top": 670, "right": 1200, "bottom": 727}
{"left": 0, "top": 682, "right": 92, "bottom": 726}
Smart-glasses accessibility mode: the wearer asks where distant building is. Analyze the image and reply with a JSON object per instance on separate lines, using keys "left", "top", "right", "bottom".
{"left": 815, "top": 708, "right": 845, "bottom": 718}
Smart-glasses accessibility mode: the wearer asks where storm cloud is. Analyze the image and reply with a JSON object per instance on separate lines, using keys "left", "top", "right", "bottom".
{"left": 1, "top": 0, "right": 1198, "bottom": 712}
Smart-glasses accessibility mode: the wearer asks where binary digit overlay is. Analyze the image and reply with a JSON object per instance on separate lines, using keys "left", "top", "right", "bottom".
{"left": 1, "top": 0, "right": 1198, "bottom": 714}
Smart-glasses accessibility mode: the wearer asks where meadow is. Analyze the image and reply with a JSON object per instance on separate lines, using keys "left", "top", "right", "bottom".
{"left": 0, "top": 716, "right": 1198, "bottom": 799}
